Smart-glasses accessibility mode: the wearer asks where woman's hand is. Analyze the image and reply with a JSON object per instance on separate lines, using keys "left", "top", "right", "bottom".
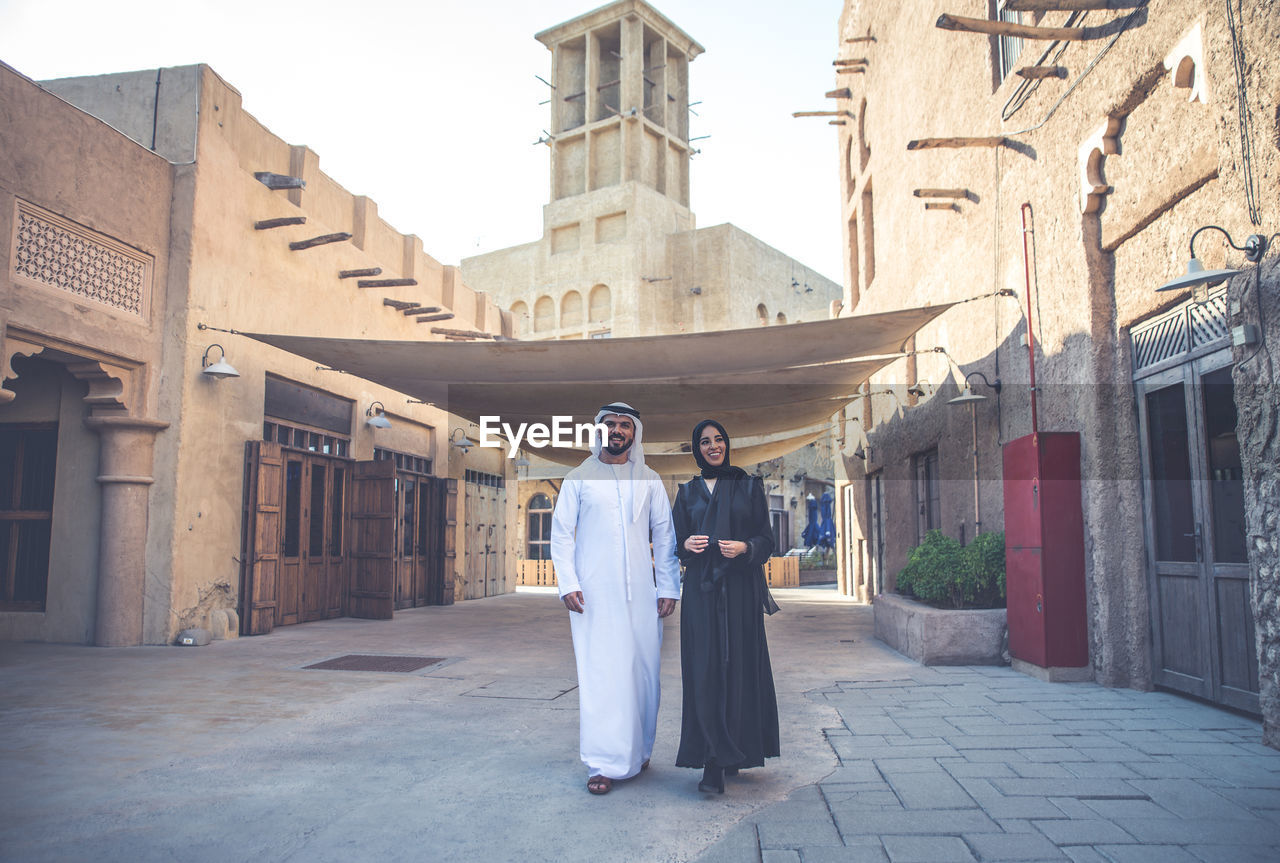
{"left": 717, "top": 539, "right": 749, "bottom": 559}
{"left": 684, "top": 534, "right": 709, "bottom": 554}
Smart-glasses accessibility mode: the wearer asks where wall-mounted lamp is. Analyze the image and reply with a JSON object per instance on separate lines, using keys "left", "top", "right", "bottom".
{"left": 845, "top": 417, "right": 871, "bottom": 461}
{"left": 201, "top": 345, "right": 240, "bottom": 380}
{"left": 365, "top": 402, "right": 391, "bottom": 429}
{"left": 906, "top": 381, "right": 933, "bottom": 399}
{"left": 450, "top": 427, "right": 472, "bottom": 455}
{"left": 948, "top": 372, "right": 1002, "bottom": 406}
{"left": 1157, "top": 225, "right": 1267, "bottom": 303}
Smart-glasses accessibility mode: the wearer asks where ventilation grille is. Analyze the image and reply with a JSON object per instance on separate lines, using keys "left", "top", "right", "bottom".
{"left": 304, "top": 654, "right": 445, "bottom": 673}
{"left": 1131, "top": 292, "right": 1228, "bottom": 375}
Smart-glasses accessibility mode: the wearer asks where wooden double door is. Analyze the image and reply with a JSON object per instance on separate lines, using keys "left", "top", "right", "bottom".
{"left": 1136, "top": 349, "right": 1258, "bottom": 713}
{"left": 242, "top": 442, "right": 347, "bottom": 629}
{"left": 241, "top": 442, "right": 455, "bottom": 635}
{"left": 462, "top": 480, "right": 506, "bottom": 600}
{"left": 393, "top": 469, "right": 453, "bottom": 609}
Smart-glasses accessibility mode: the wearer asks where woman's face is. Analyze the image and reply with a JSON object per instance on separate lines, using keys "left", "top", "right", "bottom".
{"left": 699, "top": 428, "right": 727, "bottom": 466}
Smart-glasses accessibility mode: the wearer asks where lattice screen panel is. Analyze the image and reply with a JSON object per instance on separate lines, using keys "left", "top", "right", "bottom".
{"left": 1131, "top": 291, "right": 1229, "bottom": 376}
{"left": 11, "top": 200, "right": 152, "bottom": 318}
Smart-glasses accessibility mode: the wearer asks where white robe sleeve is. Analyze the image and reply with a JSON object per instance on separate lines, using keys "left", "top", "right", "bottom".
{"left": 648, "top": 479, "right": 681, "bottom": 600}
{"left": 550, "top": 477, "right": 582, "bottom": 598}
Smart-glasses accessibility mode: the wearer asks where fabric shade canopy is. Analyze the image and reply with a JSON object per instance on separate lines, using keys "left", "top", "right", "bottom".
{"left": 243, "top": 303, "right": 954, "bottom": 459}
{"left": 532, "top": 427, "right": 829, "bottom": 475}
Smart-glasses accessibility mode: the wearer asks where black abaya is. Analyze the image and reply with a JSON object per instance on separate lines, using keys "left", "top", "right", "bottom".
{"left": 672, "top": 470, "right": 780, "bottom": 770}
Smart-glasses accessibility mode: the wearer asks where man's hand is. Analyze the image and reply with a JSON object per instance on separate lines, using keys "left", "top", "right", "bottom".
{"left": 563, "top": 591, "right": 585, "bottom": 613}
{"left": 657, "top": 597, "right": 677, "bottom": 618}
{"left": 684, "top": 534, "right": 709, "bottom": 554}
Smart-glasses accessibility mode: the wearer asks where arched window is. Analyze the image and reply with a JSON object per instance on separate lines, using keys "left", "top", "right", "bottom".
{"left": 510, "top": 301, "right": 529, "bottom": 335}
{"left": 588, "top": 284, "right": 611, "bottom": 324}
{"left": 561, "top": 290, "right": 583, "bottom": 328}
{"left": 527, "top": 493, "right": 554, "bottom": 560}
{"left": 757, "top": 303, "right": 768, "bottom": 326}
{"left": 534, "top": 296, "right": 555, "bottom": 332}
{"left": 776, "top": 312, "right": 788, "bottom": 325}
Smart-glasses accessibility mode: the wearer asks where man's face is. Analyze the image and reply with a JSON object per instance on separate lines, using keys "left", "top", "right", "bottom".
{"left": 602, "top": 415, "right": 635, "bottom": 456}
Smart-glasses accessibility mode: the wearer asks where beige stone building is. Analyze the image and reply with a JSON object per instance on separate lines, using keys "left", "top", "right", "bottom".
{"left": 461, "top": 0, "right": 844, "bottom": 564}
{"left": 829, "top": 1, "right": 1280, "bottom": 736}
{"left": 0, "top": 61, "right": 513, "bottom": 646}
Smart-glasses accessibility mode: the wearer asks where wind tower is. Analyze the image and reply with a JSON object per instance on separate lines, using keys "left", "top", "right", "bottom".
{"left": 536, "top": 1, "right": 704, "bottom": 256}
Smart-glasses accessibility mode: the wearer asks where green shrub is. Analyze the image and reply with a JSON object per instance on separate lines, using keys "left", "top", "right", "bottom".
{"left": 896, "top": 530, "right": 1006, "bottom": 610}
{"left": 799, "top": 547, "right": 834, "bottom": 570}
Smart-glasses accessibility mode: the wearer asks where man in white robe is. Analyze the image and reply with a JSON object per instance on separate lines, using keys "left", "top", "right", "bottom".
{"left": 550, "top": 403, "right": 681, "bottom": 794}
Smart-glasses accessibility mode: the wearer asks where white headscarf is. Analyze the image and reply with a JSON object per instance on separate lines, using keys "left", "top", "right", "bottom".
{"left": 588, "top": 402, "right": 646, "bottom": 469}
{"left": 583, "top": 402, "right": 648, "bottom": 523}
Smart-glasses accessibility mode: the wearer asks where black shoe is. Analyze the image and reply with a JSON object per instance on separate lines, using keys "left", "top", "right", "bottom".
{"left": 698, "top": 764, "right": 725, "bottom": 794}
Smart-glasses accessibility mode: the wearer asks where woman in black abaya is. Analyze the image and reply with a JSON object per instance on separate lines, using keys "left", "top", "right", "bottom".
{"left": 672, "top": 419, "right": 780, "bottom": 793}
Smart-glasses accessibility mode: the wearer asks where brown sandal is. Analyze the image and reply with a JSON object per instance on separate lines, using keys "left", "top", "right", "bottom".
{"left": 587, "top": 775, "right": 613, "bottom": 795}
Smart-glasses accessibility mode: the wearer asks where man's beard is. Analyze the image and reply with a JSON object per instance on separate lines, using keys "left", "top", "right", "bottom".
{"left": 605, "top": 436, "right": 633, "bottom": 456}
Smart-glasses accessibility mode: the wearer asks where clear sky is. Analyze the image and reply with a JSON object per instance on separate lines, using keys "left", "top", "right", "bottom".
{"left": 0, "top": 0, "right": 846, "bottom": 282}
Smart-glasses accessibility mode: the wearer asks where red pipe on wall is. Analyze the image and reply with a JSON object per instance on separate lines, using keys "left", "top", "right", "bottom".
{"left": 1020, "top": 202, "right": 1039, "bottom": 435}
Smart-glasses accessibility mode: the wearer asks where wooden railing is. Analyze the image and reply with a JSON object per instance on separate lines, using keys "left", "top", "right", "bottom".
{"left": 517, "top": 557, "right": 800, "bottom": 589}
{"left": 516, "top": 559, "right": 557, "bottom": 587}
{"left": 764, "top": 556, "right": 800, "bottom": 588}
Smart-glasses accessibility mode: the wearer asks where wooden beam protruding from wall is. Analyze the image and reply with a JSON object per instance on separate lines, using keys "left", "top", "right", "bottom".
{"left": 793, "top": 110, "right": 855, "bottom": 118}
{"left": 907, "top": 136, "right": 1009, "bottom": 150}
{"left": 382, "top": 299, "right": 417, "bottom": 310}
{"left": 431, "top": 327, "right": 495, "bottom": 340}
{"left": 357, "top": 278, "right": 418, "bottom": 288}
{"left": 925, "top": 203, "right": 959, "bottom": 211}
{"left": 289, "top": 232, "right": 352, "bottom": 251}
{"left": 340, "top": 267, "right": 382, "bottom": 279}
{"left": 825, "top": 88, "right": 853, "bottom": 99}
{"left": 402, "top": 306, "right": 442, "bottom": 316}
{"left": 936, "top": 13, "right": 1104, "bottom": 40}
{"left": 416, "top": 312, "right": 455, "bottom": 323}
{"left": 1007, "top": 0, "right": 1140, "bottom": 10}
{"left": 833, "top": 58, "right": 869, "bottom": 66}
{"left": 913, "top": 188, "right": 970, "bottom": 198}
{"left": 254, "top": 216, "right": 306, "bottom": 230}
{"left": 1017, "top": 65, "right": 1068, "bottom": 79}
{"left": 844, "top": 35, "right": 876, "bottom": 43}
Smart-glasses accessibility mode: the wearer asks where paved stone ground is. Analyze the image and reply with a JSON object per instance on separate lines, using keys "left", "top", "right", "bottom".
{"left": 694, "top": 665, "right": 1280, "bottom": 863}
{"left": 4, "top": 590, "right": 1280, "bottom": 862}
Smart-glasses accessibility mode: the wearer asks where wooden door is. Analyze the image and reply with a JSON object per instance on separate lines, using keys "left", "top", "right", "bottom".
{"left": 414, "top": 479, "right": 434, "bottom": 606}
{"left": 441, "top": 478, "right": 457, "bottom": 604}
{"left": 867, "top": 471, "right": 885, "bottom": 596}
{"left": 325, "top": 462, "right": 347, "bottom": 617}
{"left": 241, "top": 441, "right": 283, "bottom": 635}
{"left": 394, "top": 474, "right": 417, "bottom": 610}
{"left": 1137, "top": 350, "right": 1258, "bottom": 712}
{"left": 302, "top": 460, "right": 329, "bottom": 622}
{"left": 487, "top": 486, "right": 507, "bottom": 597}
{"left": 350, "top": 459, "right": 395, "bottom": 619}
{"left": 276, "top": 454, "right": 304, "bottom": 626}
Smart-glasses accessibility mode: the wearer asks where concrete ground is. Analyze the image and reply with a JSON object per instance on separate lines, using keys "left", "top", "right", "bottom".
{"left": 2, "top": 588, "right": 1279, "bottom": 863}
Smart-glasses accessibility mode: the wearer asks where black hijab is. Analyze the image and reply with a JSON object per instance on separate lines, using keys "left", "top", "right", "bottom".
{"left": 692, "top": 419, "right": 741, "bottom": 480}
